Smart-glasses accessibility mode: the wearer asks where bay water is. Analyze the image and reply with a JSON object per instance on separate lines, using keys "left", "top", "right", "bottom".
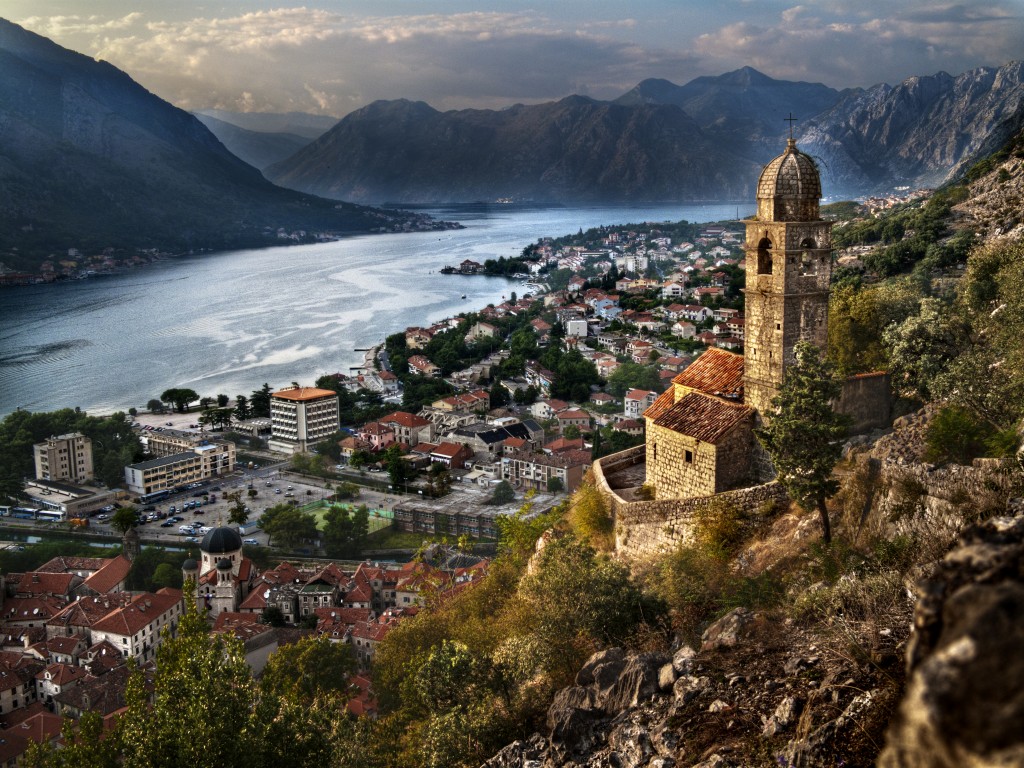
{"left": 0, "top": 202, "right": 745, "bottom": 416}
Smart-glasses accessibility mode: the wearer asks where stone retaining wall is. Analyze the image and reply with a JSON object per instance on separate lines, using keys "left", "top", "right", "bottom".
{"left": 593, "top": 448, "right": 789, "bottom": 560}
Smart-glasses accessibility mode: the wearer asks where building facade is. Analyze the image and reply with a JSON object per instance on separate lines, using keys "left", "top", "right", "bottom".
{"left": 268, "top": 387, "right": 340, "bottom": 454}
{"left": 742, "top": 138, "right": 833, "bottom": 418}
{"left": 33, "top": 434, "right": 93, "bottom": 484}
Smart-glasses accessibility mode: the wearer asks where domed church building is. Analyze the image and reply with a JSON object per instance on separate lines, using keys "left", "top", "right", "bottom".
{"left": 182, "top": 526, "right": 258, "bottom": 618}
{"left": 642, "top": 137, "right": 891, "bottom": 501}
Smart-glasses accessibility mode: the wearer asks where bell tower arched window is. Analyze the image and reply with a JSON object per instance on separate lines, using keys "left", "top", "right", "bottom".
{"left": 798, "top": 237, "right": 817, "bottom": 275}
{"left": 757, "top": 237, "right": 773, "bottom": 275}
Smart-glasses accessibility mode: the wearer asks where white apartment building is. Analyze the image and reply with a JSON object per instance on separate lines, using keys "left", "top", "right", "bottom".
{"left": 89, "top": 591, "right": 184, "bottom": 662}
{"left": 33, "top": 433, "right": 94, "bottom": 483}
{"left": 268, "top": 387, "right": 340, "bottom": 454}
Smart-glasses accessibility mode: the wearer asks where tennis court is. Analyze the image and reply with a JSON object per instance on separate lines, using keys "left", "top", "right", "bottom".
{"left": 300, "top": 500, "right": 393, "bottom": 533}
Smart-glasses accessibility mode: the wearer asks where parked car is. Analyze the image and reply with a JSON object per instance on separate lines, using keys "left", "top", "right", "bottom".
{"left": 275, "top": 488, "right": 282, "bottom": 494}
{"left": 160, "top": 520, "right": 174, "bottom": 527}
{"left": 243, "top": 539, "right": 259, "bottom": 545}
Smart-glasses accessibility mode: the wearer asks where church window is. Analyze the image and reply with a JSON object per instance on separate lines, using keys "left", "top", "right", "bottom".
{"left": 799, "top": 238, "right": 817, "bottom": 276}
{"left": 756, "top": 238, "right": 773, "bottom": 275}
{"left": 653, "top": 443, "right": 657, "bottom": 462}
{"left": 684, "top": 450, "right": 693, "bottom": 464}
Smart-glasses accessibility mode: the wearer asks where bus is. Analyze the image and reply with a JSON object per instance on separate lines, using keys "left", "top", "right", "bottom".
{"left": 36, "top": 509, "right": 65, "bottom": 522}
{"left": 11, "top": 507, "right": 40, "bottom": 520}
{"left": 139, "top": 489, "right": 172, "bottom": 505}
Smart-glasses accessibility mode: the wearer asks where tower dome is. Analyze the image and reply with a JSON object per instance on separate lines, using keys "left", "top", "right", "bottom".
{"left": 756, "top": 138, "right": 821, "bottom": 222}
{"left": 217, "top": 558, "right": 232, "bottom": 571}
{"left": 201, "top": 526, "right": 242, "bottom": 554}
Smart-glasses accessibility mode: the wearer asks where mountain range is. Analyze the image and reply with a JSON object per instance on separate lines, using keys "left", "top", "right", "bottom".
{"left": 0, "top": 19, "right": 439, "bottom": 274}
{"left": 4, "top": 15, "right": 1024, "bottom": 272}
{"left": 261, "top": 62, "right": 1024, "bottom": 204}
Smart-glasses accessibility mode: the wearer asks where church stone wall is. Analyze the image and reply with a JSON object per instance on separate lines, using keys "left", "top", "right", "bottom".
{"left": 646, "top": 421, "right": 755, "bottom": 500}
{"left": 593, "top": 447, "right": 789, "bottom": 561}
{"left": 646, "top": 424, "right": 715, "bottom": 499}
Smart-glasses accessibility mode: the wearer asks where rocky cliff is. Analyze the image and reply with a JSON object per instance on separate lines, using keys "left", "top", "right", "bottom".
{"left": 267, "top": 63, "right": 1024, "bottom": 204}
{"left": 480, "top": 405, "right": 1024, "bottom": 767}
{"left": 800, "top": 62, "right": 1024, "bottom": 195}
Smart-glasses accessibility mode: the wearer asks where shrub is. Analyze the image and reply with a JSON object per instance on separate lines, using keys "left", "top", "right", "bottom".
{"left": 566, "top": 482, "right": 614, "bottom": 551}
{"left": 924, "top": 405, "right": 987, "bottom": 464}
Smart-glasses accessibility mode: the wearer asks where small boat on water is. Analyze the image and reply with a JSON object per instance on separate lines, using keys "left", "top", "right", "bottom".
{"left": 461, "top": 294, "right": 467, "bottom": 299}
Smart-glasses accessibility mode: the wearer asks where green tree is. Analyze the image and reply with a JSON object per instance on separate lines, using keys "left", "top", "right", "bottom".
{"left": 425, "top": 464, "right": 452, "bottom": 498}
{"left": 250, "top": 383, "right": 272, "bottom": 418}
{"left": 160, "top": 388, "right": 200, "bottom": 413}
{"left": 225, "top": 491, "right": 248, "bottom": 526}
{"left": 262, "top": 605, "right": 286, "bottom": 627}
{"left": 261, "top": 504, "right": 318, "bottom": 550}
{"left": 383, "top": 445, "right": 416, "bottom": 488}
{"left": 487, "top": 480, "right": 515, "bottom": 506}
{"left": 516, "top": 534, "right": 658, "bottom": 680}
{"left": 233, "top": 395, "right": 251, "bottom": 421}
{"left": 755, "top": 342, "right": 851, "bottom": 544}
{"left": 151, "top": 563, "right": 182, "bottom": 590}
{"left": 147, "top": 399, "right": 165, "bottom": 413}
{"left": 259, "top": 634, "right": 356, "bottom": 704}
{"left": 119, "top": 592, "right": 257, "bottom": 768}
{"left": 322, "top": 504, "right": 369, "bottom": 558}
{"left": 882, "top": 297, "right": 968, "bottom": 402}
{"left": 111, "top": 506, "right": 138, "bottom": 535}
{"left": 24, "top": 710, "right": 121, "bottom": 768}
{"left": 489, "top": 381, "right": 511, "bottom": 408}
{"left": 606, "top": 361, "right": 662, "bottom": 396}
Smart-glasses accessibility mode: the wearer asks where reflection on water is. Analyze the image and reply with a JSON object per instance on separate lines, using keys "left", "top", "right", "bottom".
{"left": 0, "top": 203, "right": 743, "bottom": 415}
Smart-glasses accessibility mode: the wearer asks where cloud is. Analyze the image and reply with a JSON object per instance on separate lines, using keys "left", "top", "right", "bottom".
{"left": 14, "top": 2, "right": 1024, "bottom": 115}
{"left": 16, "top": 8, "right": 698, "bottom": 114}
{"left": 692, "top": 2, "right": 1024, "bottom": 87}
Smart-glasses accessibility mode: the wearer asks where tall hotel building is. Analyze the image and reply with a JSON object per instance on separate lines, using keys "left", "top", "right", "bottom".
{"left": 268, "top": 387, "right": 341, "bottom": 454}
{"left": 33, "top": 433, "right": 94, "bottom": 483}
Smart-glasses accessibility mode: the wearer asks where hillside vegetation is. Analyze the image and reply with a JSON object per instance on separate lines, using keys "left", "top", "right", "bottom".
{"left": 22, "top": 122, "right": 1024, "bottom": 768}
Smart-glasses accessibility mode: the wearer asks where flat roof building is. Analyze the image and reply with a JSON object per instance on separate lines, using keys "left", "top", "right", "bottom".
{"left": 33, "top": 433, "right": 93, "bottom": 484}
{"left": 268, "top": 387, "right": 340, "bottom": 454}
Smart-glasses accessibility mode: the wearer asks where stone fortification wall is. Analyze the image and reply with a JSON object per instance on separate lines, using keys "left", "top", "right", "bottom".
{"left": 592, "top": 448, "right": 789, "bottom": 560}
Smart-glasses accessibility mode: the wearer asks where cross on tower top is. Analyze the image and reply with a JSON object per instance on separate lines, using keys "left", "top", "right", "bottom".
{"left": 785, "top": 113, "right": 798, "bottom": 139}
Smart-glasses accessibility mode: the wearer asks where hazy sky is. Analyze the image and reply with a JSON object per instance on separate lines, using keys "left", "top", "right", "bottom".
{"left": 8, "top": 1, "right": 1024, "bottom": 117}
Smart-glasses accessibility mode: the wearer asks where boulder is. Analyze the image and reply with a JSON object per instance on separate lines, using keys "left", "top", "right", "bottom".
{"left": 879, "top": 514, "right": 1024, "bottom": 767}
{"left": 701, "top": 607, "right": 760, "bottom": 651}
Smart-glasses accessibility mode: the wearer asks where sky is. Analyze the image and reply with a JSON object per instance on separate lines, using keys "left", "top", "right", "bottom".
{"left": 6, "top": 1, "right": 1024, "bottom": 118}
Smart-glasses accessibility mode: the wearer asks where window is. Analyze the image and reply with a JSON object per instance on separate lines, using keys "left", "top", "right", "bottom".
{"left": 684, "top": 450, "right": 693, "bottom": 464}
{"left": 757, "top": 238, "right": 773, "bottom": 275}
{"left": 798, "top": 238, "right": 817, "bottom": 276}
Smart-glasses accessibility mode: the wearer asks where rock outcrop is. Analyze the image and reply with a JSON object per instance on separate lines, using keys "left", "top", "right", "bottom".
{"left": 481, "top": 607, "right": 905, "bottom": 768}
{"left": 879, "top": 513, "right": 1024, "bottom": 767}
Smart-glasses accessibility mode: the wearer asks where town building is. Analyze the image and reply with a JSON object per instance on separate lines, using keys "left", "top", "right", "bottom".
{"left": 33, "top": 434, "right": 93, "bottom": 484}
{"left": 268, "top": 386, "right": 340, "bottom": 454}
{"left": 88, "top": 590, "right": 184, "bottom": 663}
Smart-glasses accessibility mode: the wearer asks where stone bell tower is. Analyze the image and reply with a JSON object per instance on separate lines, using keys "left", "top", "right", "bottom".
{"left": 742, "top": 137, "right": 832, "bottom": 418}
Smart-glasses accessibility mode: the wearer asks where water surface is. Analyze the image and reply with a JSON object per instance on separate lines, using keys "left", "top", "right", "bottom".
{"left": 0, "top": 203, "right": 745, "bottom": 415}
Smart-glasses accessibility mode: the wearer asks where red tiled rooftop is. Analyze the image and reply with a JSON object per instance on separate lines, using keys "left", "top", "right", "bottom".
{"left": 651, "top": 392, "right": 752, "bottom": 443}
{"left": 671, "top": 348, "right": 745, "bottom": 399}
